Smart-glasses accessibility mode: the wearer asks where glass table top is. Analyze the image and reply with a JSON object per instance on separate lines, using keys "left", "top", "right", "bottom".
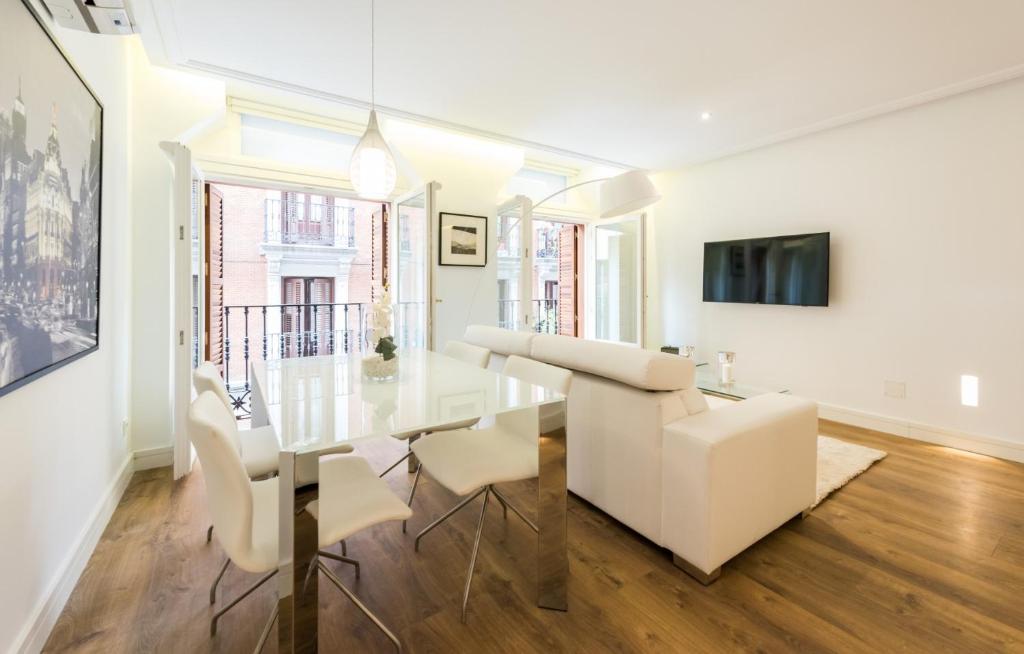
{"left": 694, "top": 364, "right": 789, "bottom": 401}
{"left": 251, "top": 349, "right": 565, "bottom": 454}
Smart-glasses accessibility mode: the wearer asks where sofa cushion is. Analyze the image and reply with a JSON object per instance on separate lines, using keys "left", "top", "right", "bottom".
{"left": 463, "top": 325, "right": 535, "bottom": 358}
{"left": 530, "top": 334, "right": 695, "bottom": 391}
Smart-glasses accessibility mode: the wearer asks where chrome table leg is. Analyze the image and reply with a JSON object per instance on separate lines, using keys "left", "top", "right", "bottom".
{"left": 277, "top": 450, "right": 319, "bottom": 653}
{"left": 537, "top": 398, "right": 568, "bottom": 611}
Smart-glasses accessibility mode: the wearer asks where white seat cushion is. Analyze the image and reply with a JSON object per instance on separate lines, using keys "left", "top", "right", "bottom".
{"left": 306, "top": 456, "right": 413, "bottom": 546}
{"left": 240, "top": 425, "right": 279, "bottom": 479}
{"left": 411, "top": 426, "right": 538, "bottom": 496}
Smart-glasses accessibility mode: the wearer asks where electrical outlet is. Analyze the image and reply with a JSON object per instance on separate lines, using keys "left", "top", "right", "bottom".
{"left": 121, "top": 418, "right": 129, "bottom": 441}
{"left": 884, "top": 380, "right": 906, "bottom": 399}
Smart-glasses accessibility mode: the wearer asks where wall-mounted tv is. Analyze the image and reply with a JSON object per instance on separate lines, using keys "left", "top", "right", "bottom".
{"left": 703, "top": 232, "right": 829, "bottom": 307}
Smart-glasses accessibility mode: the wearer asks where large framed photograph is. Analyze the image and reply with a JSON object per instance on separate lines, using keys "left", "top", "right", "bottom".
{"left": 439, "top": 212, "right": 487, "bottom": 267}
{"left": 0, "top": 0, "right": 103, "bottom": 398}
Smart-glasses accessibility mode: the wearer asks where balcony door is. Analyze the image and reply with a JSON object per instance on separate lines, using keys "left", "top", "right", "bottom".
{"left": 497, "top": 196, "right": 581, "bottom": 335}
{"left": 589, "top": 214, "right": 645, "bottom": 346}
{"left": 390, "top": 183, "right": 437, "bottom": 350}
{"left": 497, "top": 196, "right": 531, "bottom": 330}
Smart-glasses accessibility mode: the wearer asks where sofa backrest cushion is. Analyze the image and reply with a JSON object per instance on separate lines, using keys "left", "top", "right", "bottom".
{"left": 530, "top": 333, "right": 695, "bottom": 392}
{"left": 463, "top": 325, "right": 534, "bottom": 359}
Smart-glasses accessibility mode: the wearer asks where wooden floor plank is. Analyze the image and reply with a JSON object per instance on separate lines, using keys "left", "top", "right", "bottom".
{"left": 43, "top": 421, "right": 1024, "bottom": 653}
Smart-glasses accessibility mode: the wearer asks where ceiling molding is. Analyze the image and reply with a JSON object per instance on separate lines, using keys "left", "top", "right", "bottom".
{"left": 179, "top": 59, "right": 640, "bottom": 171}
{"left": 688, "top": 62, "right": 1024, "bottom": 169}
{"left": 226, "top": 97, "right": 367, "bottom": 136}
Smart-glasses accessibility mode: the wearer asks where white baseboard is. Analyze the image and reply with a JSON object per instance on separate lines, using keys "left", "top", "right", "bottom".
{"left": 12, "top": 453, "right": 134, "bottom": 654}
{"left": 133, "top": 445, "right": 173, "bottom": 470}
{"left": 819, "top": 403, "right": 1024, "bottom": 464}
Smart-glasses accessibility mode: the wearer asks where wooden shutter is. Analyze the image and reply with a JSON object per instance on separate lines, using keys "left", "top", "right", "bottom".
{"left": 282, "top": 277, "right": 303, "bottom": 358}
{"left": 310, "top": 278, "right": 334, "bottom": 355}
{"left": 558, "top": 224, "right": 579, "bottom": 336}
{"left": 204, "top": 184, "right": 225, "bottom": 371}
{"left": 371, "top": 204, "right": 389, "bottom": 300}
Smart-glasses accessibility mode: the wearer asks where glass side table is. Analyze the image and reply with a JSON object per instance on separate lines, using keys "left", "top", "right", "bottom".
{"left": 694, "top": 363, "right": 788, "bottom": 401}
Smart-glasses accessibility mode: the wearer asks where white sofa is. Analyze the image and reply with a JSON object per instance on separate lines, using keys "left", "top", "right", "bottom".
{"left": 462, "top": 325, "right": 817, "bottom": 583}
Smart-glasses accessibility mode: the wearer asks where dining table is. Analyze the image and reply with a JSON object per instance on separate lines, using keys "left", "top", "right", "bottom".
{"left": 250, "top": 348, "right": 569, "bottom": 653}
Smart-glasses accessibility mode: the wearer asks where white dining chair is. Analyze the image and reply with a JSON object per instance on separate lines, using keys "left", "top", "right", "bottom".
{"left": 408, "top": 355, "right": 572, "bottom": 622}
{"left": 193, "top": 361, "right": 279, "bottom": 480}
{"left": 189, "top": 391, "right": 412, "bottom": 652}
{"left": 377, "top": 341, "right": 491, "bottom": 531}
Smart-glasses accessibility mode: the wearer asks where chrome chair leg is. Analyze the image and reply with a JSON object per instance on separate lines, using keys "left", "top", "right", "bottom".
{"left": 319, "top": 549, "right": 361, "bottom": 579}
{"left": 414, "top": 486, "right": 487, "bottom": 552}
{"left": 490, "top": 486, "right": 538, "bottom": 533}
{"left": 319, "top": 561, "right": 402, "bottom": 652}
{"left": 254, "top": 604, "right": 278, "bottom": 654}
{"left": 403, "top": 464, "right": 422, "bottom": 534}
{"left": 378, "top": 450, "right": 412, "bottom": 478}
{"left": 302, "top": 555, "right": 318, "bottom": 595}
{"left": 206, "top": 524, "right": 214, "bottom": 543}
{"left": 490, "top": 487, "right": 508, "bottom": 520}
{"left": 211, "top": 569, "right": 277, "bottom": 636}
{"left": 461, "top": 488, "right": 490, "bottom": 623}
{"left": 209, "top": 557, "right": 230, "bottom": 605}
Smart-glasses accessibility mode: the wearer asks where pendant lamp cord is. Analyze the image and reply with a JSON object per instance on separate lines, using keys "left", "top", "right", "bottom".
{"left": 370, "top": 0, "right": 375, "bottom": 109}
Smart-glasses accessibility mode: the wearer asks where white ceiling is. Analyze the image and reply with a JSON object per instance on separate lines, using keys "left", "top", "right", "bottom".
{"left": 139, "top": 0, "right": 1024, "bottom": 170}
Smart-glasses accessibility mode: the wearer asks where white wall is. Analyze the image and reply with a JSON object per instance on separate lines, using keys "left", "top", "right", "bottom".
{"left": 385, "top": 121, "right": 524, "bottom": 348}
{"left": 125, "top": 40, "right": 223, "bottom": 461}
{"left": 0, "top": 18, "right": 133, "bottom": 653}
{"left": 650, "top": 76, "right": 1024, "bottom": 459}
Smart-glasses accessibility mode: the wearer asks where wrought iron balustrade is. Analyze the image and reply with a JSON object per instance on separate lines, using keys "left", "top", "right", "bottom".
{"left": 263, "top": 199, "right": 356, "bottom": 247}
{"left": 220, "top": 300, "right": 425, "bottom": 418}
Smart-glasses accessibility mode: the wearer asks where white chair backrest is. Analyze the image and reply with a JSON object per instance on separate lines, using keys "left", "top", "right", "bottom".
{"left": 194, "top": 361, "right": 233, "bottom": 409}
{"left": 499, "top": 356, "right": 572, "bottom": 440}
{"left": 188, "top": 391, "right": 254, "bottom": 565}
{"left": 192, "top": 362, "right": 241, "bottom": 452}
{"left": 443, "top": 340, "right": 491, "bottom": 369}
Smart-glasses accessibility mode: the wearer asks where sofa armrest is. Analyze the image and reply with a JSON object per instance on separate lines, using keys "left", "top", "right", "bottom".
{"left": 661, "top": 393, "right": 817, "bottom": 575}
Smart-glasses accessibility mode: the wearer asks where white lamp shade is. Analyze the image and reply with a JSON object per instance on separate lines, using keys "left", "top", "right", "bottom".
{"left": 599, "top": 170, "right": 661, "bottom": 218}
{"left": 350, "top": 110, "right": 397, "bottom": 200}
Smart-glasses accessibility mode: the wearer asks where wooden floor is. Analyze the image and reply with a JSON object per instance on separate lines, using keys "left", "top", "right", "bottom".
{"left": 45, "top": 420, "right": 1024, "bottom": 653}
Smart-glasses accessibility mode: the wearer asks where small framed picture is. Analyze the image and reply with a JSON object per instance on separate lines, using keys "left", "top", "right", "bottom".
{"left": 439, "top": 212, "right": 487, "bottom": 267}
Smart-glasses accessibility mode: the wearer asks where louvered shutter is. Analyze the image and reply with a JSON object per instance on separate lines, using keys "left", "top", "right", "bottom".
{"left": 282, "top": 277, "right": 303, "bottom": 358}
{"left": 310, "top": 278, "right": 334, "bottom": 355}
{"left": 557, "top": 224, "right": 578, "bottom": 336}
{"left": 204, "top": 184, "right": 225, "bottom": 371}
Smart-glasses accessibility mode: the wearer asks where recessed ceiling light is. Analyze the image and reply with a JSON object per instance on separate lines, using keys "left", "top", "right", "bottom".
{"left": 700, "top": 111, "right": 713, "bottom": 122}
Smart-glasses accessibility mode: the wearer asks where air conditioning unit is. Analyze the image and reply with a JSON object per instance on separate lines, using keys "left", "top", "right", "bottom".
{"left": 41, "top": 0, "right": 136, "bottom": 35}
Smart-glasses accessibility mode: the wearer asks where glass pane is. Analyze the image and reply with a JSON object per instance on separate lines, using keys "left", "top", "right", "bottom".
{"left": 395, "top": 192, "right": 427, "bottom": 348}
{"left": 497, "top": 208, "right": 523, "bottom": 329}
{"left": 593, "top": 218, "right": 640, "bottom": 344}
{"left": 531, "top": 218, "right": 563, "bottom": 335}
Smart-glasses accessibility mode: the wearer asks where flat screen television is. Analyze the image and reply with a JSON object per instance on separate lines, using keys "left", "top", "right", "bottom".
{"left": 703, "top": 232, "right": 830, "bottom": 306}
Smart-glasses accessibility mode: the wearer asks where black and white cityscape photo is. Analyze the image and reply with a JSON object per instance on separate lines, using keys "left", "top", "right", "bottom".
{"left": 0, "top": 2, "right": 102, "bottom": 397}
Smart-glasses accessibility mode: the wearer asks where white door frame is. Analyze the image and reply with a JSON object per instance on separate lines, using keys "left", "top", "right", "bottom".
{"left": 390, "top": 181, "right": 439, "bottom": 350}
{"left": 162, "top": 141, "right": 195, "bottom": 479}
{"left": 497, "top": 195, "right": 534, "bottom": 330}
{"left": 584, "top": 212, "right": 647, "bottom": 347}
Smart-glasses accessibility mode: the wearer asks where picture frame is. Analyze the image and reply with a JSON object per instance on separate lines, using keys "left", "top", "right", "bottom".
{"left": 439, "top": 212, "right": 487, "bottom": 267}
{"left": 0, "top": 0, "right": 104, "bottom": 398}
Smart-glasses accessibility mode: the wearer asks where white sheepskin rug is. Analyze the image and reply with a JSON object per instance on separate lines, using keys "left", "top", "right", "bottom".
{"left": 813, "top": 435, "right": 887, "bottom": 508}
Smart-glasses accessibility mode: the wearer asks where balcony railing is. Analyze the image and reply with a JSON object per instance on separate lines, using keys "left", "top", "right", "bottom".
{"left": 219, "top": 301, "right": 425, "bottom": 418}
{"left": 264, "top": 199, "right": 356, "bottom": 247}
{"left": 496, "top": 298, "right": 559, "bottom": 334}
